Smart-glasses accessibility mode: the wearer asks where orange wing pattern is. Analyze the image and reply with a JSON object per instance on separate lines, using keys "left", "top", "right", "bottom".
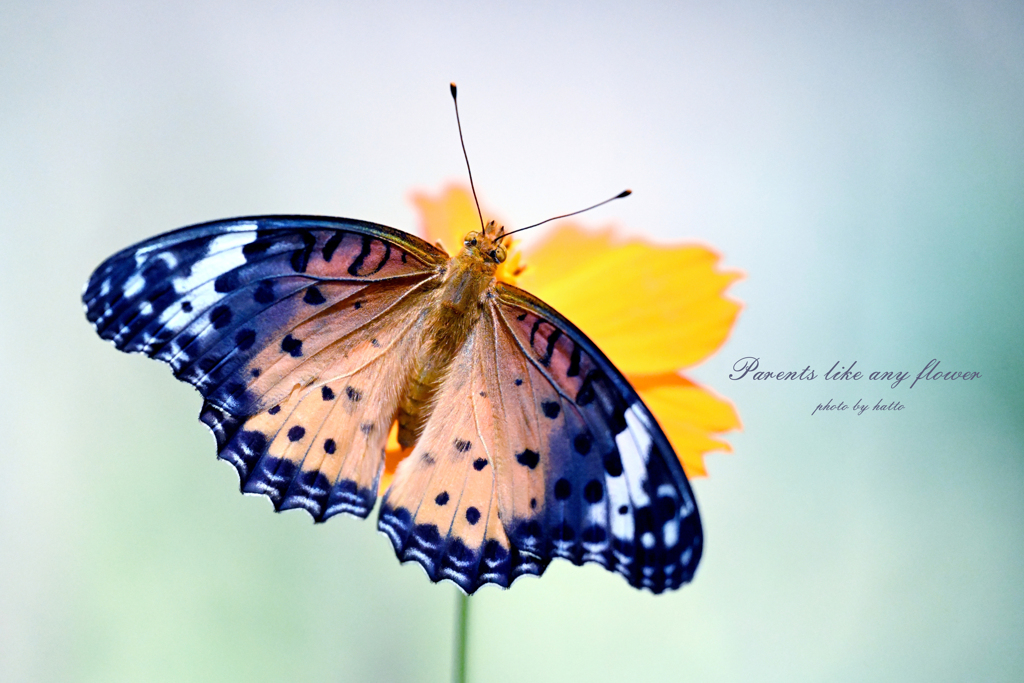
{"left": 84, "top": 216, "right": 446, "bottom": 520}
{"left": 379, "top": 284, "right": 702, "bottom": 593}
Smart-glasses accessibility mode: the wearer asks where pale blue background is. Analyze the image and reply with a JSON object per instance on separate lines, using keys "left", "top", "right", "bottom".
{"left": 2, "top": 1, "right": 1022, "bottom": 681}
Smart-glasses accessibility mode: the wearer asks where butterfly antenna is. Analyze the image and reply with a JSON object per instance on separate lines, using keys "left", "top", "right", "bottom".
{"left": 450, "top": 83, "right": 485, "bottom": 231}
{"left": 503, "top": 189, "right": 632, "bottom": 237}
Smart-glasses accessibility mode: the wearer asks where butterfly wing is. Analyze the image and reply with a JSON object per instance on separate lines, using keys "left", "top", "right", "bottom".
{"left": 490, "top": 283, "right": 703, "bottom": 593}
{"left": 378, "top": 282, "right": 702, "bottom": 594}
{"left": 84, "top": 215, "right": 447, "bottom": 520}
{"left": 378, "top": 305, "right": 547, "bottom": 592}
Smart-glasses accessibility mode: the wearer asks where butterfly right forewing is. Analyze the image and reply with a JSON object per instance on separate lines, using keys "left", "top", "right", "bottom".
{"left": 490, "top": 282, "right": 703, "bottom": 593}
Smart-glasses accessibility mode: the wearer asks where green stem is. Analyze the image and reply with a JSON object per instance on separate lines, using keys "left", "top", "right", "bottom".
{"left": 454, "top": 591, "right": 470, "bottom": 683}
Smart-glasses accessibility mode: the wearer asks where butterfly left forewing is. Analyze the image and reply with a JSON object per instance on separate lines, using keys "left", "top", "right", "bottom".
{"left": 85, "top": 215, "right": 448, "bottom": 521}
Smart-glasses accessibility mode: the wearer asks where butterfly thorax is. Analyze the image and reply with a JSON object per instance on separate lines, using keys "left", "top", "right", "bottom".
{"left": 395, "top": 222, "right": 507, "bottom": 447}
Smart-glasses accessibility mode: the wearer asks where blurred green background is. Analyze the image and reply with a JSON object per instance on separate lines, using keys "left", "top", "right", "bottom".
{"left": 2, "top": 1, "right": 1022, "bottom": 681}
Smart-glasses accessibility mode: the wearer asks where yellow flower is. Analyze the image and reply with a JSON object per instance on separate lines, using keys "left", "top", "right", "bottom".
{"left": 380, "top": 184, "right": 741, "bottom": 485}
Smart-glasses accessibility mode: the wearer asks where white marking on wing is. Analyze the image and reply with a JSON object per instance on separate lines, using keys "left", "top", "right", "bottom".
{"left": 607, "top": 474, "right": 633, "bottom": 542}
{"left": 678, "top": 491, "right": 695, "bottom": 517}
{"left": 663, "top": 520, "right": 678, "bottom": 548}
{"left": 154, "top": 301, "right": 185, "bottom": 329}
{"left": 122, "top": 276, "right": 144, "bottom": 299}
{"left": 584, "top": 499, "right": 609, "bottom": 544}
{"left": 155, "top": 252, "right": 178, "bottom": 270}
{"left": 616, "top": 404, "right": 652, "bottom": 508}
{"left": 174, "top": 230, "right": 256, "bottom": 293}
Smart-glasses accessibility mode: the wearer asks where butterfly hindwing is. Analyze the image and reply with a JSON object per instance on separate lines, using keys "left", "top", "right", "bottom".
{"left": 84, "top": 215, "right": 447, "bottom": 520}
{"left": 378, "top": 311, "right": 546, "bottom": 592}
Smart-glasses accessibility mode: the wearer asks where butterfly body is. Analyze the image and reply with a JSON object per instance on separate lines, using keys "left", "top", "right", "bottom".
{"left": 84, "top": 213, "right": 703, "bottom": 594}
{"left": 396, "top": 221, "right": 503, "bottom": 446}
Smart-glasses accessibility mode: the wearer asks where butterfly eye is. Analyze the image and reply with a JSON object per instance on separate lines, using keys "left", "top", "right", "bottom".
{"left": 464, "top": 231, "right": 481, "bottom": 248}
{"left": 490, "top": 245, "right": 507, "bottom": 263}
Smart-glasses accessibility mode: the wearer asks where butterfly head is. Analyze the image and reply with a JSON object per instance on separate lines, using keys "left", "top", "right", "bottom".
{"left": 462, "top": 220, "right": 508, "bottom": 265}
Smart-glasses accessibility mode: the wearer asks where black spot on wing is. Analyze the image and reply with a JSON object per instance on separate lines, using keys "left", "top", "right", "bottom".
{"left": 539, "top": 329, "right": 561, "bottom": 366}
{"left": 281, "top": 334, "right": 303, "bottom": 357}
{"left": 575, "top": 368, "right": 603, "bottom": 406}
{"left": 567, "top": 342, "right": 582, "bottom": 377}
{"left": 214, "top": 270, "right": 240, "bottom": 293}
{"left": 321, "top": 232, "right": 343, "bottom": 262}
{"left": 603, "top": 450, "right": 623, "bottom": 477}
{"left": 235, "top": 329, "right": 256, "bottom": 351}
{"left": 242, "top": 235, "right": 273, "bottom": 261}
{"left": 516, "top": 449, "right": 540, "bottom": 469}
{"left": 348, "top": 235, "right": 373, "bottom": 276}
{"left": 253, "top": 280, "right": 275, "bottom": 304}
{"left": 303, "top": 286, "right": 326, "bottom": 305}
{"left": 529, "top": 319, "right": 543, "bottom": 347}
{"left": 289, "top": 230, "right": 317, "bottom": 272}
{"left": 209, "top": 305, "right": 232, "bottom": 329}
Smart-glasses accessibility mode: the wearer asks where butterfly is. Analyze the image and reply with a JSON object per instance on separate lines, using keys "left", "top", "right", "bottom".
{"left": 83, "top": 213, "right": 703, "bottom": 594}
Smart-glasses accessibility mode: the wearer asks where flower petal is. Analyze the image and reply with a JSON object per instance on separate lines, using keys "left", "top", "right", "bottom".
{"left": 380, "top": 420, "right": 409, "bottom": 492}
{"left": 630, "top": 373, "right": 741, "bottom": 478}
{"left": 518, "top": 224, "right": 742, "bottom": 375}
